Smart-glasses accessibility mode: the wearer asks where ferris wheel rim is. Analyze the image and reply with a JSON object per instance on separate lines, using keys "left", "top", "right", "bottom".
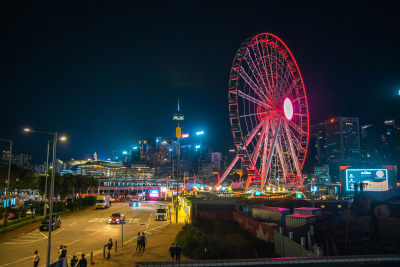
{"left": 228, "top": 32, "right": 310, "bottom": 189}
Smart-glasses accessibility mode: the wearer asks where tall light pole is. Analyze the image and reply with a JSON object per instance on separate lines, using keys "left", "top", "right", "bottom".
{"left": 24, "top": 128, "right": 66, "bottom": 267}
{"left": 43, "top": 140, "right": 50, "bottom": 218}
{"left": 0, "top": 138, "right": 12, "bottom": 195}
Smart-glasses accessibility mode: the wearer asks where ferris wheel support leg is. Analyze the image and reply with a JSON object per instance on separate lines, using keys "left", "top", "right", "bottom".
{"left": 216, "top": 154, "right": 239, "bottom": 187}
{"left": 260, "top": 119, "right": 282, "bottom": 191}
{"left": 283, "top": 121, "right": 303, "bottom": 186}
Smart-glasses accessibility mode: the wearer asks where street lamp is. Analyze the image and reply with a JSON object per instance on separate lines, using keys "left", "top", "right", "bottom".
{"left": 0, "top": 138, "right": 12, "bottom": 195}
{"left": 24, "top": 127, "right": 64, "bottom": 267}
{"left": 43, "top": 136, "right": 67, "bottom": 219}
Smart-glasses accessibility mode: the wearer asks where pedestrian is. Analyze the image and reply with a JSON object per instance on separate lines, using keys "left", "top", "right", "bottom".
{"left": 32, "top": 250, "right": 40, "bottom": 267}
{"left": 70, "top": 255, "right": 78, "bottom": 267}
{"left": 58, "top": 245, "right": 63, "bottom": 259}
{"left": 169, "top": 243, "right": 176, "bottom": 261}
{"left": 105, "top": 238, "right": 113, "bottom": 259}
{"left": 175, "top": 244, "right": 181, "bottom": 262}
{"left": 140, "top": 232, "right": 147, "bottom": 252}
{"left": 136, "top": 232, "right": 141, "bottom": 251}
{"left": 60, "top": 245, "right": 67, "bottom": 259}
{"left": 77, "top": 253, "right": 87, "bottom": 267}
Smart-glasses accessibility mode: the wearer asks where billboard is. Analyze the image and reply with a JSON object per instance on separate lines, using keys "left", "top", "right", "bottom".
{"left": 345, "top": 169, "right": 389, "bottom": 192}
{"left": 148, "top": 189, "right": 160, "bottom": 198}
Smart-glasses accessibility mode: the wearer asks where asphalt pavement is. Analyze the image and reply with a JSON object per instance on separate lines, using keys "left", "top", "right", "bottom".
{"left": 0, "top": 201, "right": 169, "bottom": 267}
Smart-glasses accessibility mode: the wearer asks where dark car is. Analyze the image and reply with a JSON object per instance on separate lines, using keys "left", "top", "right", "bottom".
{"left": 40, "top": 215, "right": 61, "bottom": 231}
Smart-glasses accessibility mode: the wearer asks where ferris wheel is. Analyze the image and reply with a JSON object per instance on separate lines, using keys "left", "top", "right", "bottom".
{"left": 217, "top": 33, "right": 309, "bottom": 192}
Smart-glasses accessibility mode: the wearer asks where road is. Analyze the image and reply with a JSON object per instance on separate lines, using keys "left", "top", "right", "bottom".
{"left": 0, "top": 201, "right": 169, "bottom": 267}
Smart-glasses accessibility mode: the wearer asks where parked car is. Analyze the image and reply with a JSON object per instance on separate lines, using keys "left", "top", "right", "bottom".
{"left": 108, "top": 212, "right": 125, "bottom": 224}
{"left": 40, "top": 215, "right": 61, "bottom": 231}
{"left": 129, "top": 200, "right": 140, "bottom": 207}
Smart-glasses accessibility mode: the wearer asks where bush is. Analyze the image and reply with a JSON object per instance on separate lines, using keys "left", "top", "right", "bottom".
{"left": 175, "top": 221, "right": 276, "bottom": 260}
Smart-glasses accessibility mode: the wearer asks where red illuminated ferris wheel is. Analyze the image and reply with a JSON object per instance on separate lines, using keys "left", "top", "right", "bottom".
{"left": 217, "top": 33, "right": 309, "bottom": 192}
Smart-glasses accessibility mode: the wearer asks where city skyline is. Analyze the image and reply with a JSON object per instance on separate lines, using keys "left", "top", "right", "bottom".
{"left": 1, "top": 3, "right": 399, "bottom": 162}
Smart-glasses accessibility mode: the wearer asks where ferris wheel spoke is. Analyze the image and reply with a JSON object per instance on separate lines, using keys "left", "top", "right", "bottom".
{"left": 283, "top": 121, "right": 302, "bottom": 178}
{"left": 240, "top": 66, "right": 269, "bottom": 103}
{"left": 251, "top": 122, "right": 268, "bottom": 165}
{"left": 287, "top": 119, "right": 307, "bottom": 136}
{"left": 252, "top": 40, "right": 275, "bottom": 101}
{"left": 237, "top": 90, "right": 272, "bottom": 109}
{"left": 243, "top": 120, "right": 264, "bottom": 146}
{"left": 259, "top": 42, "right": 276, "bottom": 98}
{"left": 260, "top": 119, "right": 282, "bottom": 191}
{"left": 276, "top": 136, "right": 288, "bottom": 183}
{"left": 243, "top": 52, "right": 270, "bottom": 100}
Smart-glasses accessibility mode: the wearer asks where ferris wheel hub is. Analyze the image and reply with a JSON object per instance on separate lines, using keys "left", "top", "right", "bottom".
{"left": 283, "top": 98, "right": 294, "bottom": 120}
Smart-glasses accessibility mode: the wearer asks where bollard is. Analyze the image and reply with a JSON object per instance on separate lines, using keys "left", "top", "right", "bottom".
{"left": 115, "top": 240, "right": 117, "bottom": 253}
{"left": 103, "top": 246, "right": 106, "bottom": 258}
{"left": 289, "top": 232, "right": 293, "bottom": 240}
{"left": 90, "top": 251, "right": 94, "bottom": 265}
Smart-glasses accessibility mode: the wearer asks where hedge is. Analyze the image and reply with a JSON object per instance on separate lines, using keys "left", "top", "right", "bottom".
{"left": 0, "top": 216, "right": 43, "bottom": 235}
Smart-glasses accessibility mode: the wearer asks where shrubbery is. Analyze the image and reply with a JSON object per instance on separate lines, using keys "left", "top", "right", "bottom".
{"left": 175, "top": 221, "right": 276, "bottom": 260}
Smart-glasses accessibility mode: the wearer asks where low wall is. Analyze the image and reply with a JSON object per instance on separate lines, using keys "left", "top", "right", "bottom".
{"left": 274, "top": 230, "right": 315, "bottom": 257}
{"left": 197, "top": 210, "right": 233, "bottom": 221}
{"left": 233, "top": 212, "right": 277, "bottom": 243}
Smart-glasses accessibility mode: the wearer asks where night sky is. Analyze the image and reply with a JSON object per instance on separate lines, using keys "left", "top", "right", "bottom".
{"left": 1, "top": 2, "right": 399, "bottom": 162}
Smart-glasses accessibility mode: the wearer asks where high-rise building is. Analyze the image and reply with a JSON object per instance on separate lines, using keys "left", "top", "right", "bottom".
{"left": 317, "top": 117, "right": 361, "bottom": 164}
{"left": 1, "top": 150, "right": 32, "bottom": 169}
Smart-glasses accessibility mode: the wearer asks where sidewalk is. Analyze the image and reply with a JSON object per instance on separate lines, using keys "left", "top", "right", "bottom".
{"left": 92, "top": 204, "right": 190, "bottom": 266}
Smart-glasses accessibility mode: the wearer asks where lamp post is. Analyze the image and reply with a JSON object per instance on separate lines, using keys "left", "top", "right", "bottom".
{"left": 24, "top": 128, "right": 66, "bottom": 267}
{"left": 0, "top": 138, "right": 12, "bottom": 195}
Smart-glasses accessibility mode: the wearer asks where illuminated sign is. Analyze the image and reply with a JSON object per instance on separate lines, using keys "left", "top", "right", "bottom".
{"left": 148, "top": 189, "right": 160, "bottom": 198}
{"left": 173, "top": 115, "right": 184, "bottom": 121}
{"left": 182, "top": 133, "right": 189, "bottom": 138}
{"left": 345, "top": 169, "right": 389, "bottom": 192}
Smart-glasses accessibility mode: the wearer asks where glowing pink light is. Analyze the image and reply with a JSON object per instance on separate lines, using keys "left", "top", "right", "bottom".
{"left": 283, "top": 98, "right": 293, "bottom": 120}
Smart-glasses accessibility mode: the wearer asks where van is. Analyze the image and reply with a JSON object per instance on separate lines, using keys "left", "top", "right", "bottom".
{"left": 96, "top": 195, "right": 111, "bottom": 209}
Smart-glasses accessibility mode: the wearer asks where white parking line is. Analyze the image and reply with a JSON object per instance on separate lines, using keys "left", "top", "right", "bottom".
{"left": 0, "top": 255, "right": 32, "bottom": 267}
{"left": 38, "top": 230, "right": 48, "bottom": 238}
{"left": 65, "top": 239, "right": 81, "bottom": 246}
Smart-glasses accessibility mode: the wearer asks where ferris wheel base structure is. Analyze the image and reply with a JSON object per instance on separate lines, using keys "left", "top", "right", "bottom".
{"left": 217, "top": 33, "right": 310, "bottom": 193}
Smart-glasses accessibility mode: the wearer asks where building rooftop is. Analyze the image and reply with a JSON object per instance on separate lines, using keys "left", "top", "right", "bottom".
{"left": 295, "top": 207, "right": 321, "bottom": 211}
{"left": 254, "top": 206, "right": 290, "bottom": 212}
{"left": 287, "top": 213, "right": 315, "bottom": 218}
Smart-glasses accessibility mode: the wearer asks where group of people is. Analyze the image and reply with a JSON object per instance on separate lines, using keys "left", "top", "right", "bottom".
{"left": 58, "top": 244, "right": 87, "bottom": 267}
{"left": 32, "top": 247, "right": 87, "bottom": 267}
{"left": 136, "top": 232, "right": 147, "bottom": 252}
{"left": 169, "top": 243, "right": 182, "bottom": 262}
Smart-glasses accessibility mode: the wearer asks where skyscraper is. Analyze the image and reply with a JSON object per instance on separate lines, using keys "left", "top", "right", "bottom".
{"left": 317, "top": 117, "right": 361, "bottom": 164}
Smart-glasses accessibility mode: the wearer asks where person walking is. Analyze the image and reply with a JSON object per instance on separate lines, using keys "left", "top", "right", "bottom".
{"left": 105, "top": 238, "right": 113, "bottom": 259}
{"left": 169, "top": 243, "right": 176, "bottom": 261}
{"left": 140, "top": 232, "right": 147, "bottom": 252}
{"left": 175, "top": 244, "right": 181, "bottom": 262}
{"left": 32, "top": 250, "right": 40, "bottom": 267}
{"left": 77, "top": 253, "right": 87, "bottom": 267}
{"left": 136, "top": 232, "right": 141, "bottom": 251}
{"left": 70, "top": 255, "right": 78, "bottom": 267}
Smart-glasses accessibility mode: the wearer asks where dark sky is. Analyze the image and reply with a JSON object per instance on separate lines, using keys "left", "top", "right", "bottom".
{"left": 1, "top": 2, "right": 399, "bottom": 162}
